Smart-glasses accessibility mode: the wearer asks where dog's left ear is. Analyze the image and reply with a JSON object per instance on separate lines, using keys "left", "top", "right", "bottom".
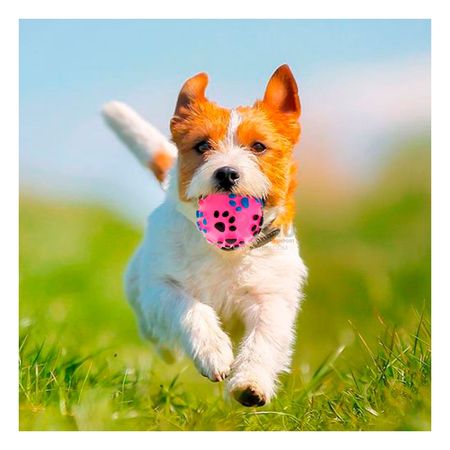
{"left": 262, "top": 65, "right": 301, "bottom": 118}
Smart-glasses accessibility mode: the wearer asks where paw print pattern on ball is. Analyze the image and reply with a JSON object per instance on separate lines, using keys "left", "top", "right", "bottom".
{"left": 196, "top": 194, "right": 264, "bottom": 250}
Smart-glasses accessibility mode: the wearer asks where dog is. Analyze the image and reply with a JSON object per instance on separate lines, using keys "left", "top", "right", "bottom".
{"left": 102, "top": 65, "right": 307, "bottom": 407}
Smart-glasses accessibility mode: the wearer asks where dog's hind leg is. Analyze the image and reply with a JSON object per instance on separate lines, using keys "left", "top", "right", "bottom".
{"left": 124, "top": 249, "right": 177, "bottom": 363}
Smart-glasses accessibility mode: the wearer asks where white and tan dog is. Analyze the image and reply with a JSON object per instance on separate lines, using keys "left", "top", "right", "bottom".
{"left": 102, "top": 65, "right": 307, "bottom": 407}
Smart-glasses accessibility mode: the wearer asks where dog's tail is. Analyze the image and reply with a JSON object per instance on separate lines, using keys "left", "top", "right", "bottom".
{"left": 101, "top": 101, "right": 177, "bottom": 186}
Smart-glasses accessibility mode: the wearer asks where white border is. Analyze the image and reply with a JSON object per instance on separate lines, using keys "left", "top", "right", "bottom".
{"left": 10, "top": 0, "right": 434, "bottom": 19}
{"left": 3, "top": 0, "right": 447, "bottom": 447}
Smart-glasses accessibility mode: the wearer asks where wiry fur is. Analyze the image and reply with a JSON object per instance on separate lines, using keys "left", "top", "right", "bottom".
{"left": 105, "top": 65, "right": 308, "bottom": 406}
{"left": 102, "top": 101, "right": 177, "bottom": 186}
{"left": 186, "top": 144, "right": 270, "bottom": 200}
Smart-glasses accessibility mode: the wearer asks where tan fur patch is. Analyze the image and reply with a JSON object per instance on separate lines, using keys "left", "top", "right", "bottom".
{"left": 149, "top": 148, "right": 176, "bottom": 183}
{"left": 171, "top": 101, "right": 231, "bottom": 201}
{"left": 236, "top": 104, "right": 300, "bottom": 232}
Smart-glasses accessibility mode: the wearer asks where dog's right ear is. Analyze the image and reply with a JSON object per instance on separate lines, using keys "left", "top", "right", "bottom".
{"left": 170, "top": 72, "right": 209, "bottom": 129}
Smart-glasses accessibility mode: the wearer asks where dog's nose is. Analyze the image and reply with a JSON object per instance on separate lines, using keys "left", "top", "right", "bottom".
{"left": 214, "top": 166, "right": 240, "bottom": 190}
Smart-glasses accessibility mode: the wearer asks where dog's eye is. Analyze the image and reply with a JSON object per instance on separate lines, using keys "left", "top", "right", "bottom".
{"left": 251, "top": 142, "right": 267, "bottom": 153}
{"left": 194, "top": 140, "right": 212, "bottom": 154}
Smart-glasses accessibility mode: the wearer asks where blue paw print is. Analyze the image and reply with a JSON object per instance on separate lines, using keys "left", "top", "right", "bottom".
{"left": 241, "top": 197, "right": 249, "bottom": 208}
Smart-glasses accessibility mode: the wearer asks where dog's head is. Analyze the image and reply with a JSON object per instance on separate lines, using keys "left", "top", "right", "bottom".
{"left": 170, "top": 65, "right": 301, "bottom": 229}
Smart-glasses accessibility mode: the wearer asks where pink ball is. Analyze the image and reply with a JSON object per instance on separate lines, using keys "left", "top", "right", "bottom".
{"left": 195, "top": 193, "right": 264, "bottom": 250}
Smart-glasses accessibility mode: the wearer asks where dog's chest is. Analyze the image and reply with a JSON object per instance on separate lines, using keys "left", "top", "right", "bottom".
{"left": 149, "top": 199, "right": 301, "bottom": 317}
{"left": 177, "top": 243, "right": 251, "bottom": 316}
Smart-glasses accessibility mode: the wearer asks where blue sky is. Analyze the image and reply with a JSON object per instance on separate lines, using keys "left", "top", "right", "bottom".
{"left": 19, "top": 20, "right": 430, "bottom": 223}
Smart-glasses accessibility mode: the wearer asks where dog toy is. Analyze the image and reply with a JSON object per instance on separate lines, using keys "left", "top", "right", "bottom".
{"left": 196, "top": 193, "right": 264, "bottom": 250}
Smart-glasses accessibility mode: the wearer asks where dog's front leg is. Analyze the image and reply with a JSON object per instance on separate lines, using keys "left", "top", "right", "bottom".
{"left": 139, "top": 283, "right": 234, "bottom": 382}
{"left": 228, "top": 294, "right": 299, "bottom": 406}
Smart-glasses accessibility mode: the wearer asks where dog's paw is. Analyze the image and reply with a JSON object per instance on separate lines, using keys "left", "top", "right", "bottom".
{"left": 231, "top": 384, "right": 266, "bottom": 407}
{"left": 227, "top": 368, "right": 275, "bottom": 407}
{"left": 192, "top": 333, "right": 234, "bottom": 383}
{"left": 200, "top": 366, "right": 231, "bottom": 383}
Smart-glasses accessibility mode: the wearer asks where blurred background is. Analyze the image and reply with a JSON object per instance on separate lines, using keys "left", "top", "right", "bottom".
{"left": 19, "top": 20, "right": 431, "bottom": 430}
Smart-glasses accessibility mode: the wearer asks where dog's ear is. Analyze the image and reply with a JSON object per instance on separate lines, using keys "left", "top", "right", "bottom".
{"left": 262, "top": 65, "right": 301, "bottom": 118}
{"left": 171, "top": 72, "right": 209, "bottom": 128}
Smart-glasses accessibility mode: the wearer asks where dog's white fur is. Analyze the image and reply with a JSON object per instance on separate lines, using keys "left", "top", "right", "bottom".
{"left": 103, "top": 102, "right": 307, "bottom": 404}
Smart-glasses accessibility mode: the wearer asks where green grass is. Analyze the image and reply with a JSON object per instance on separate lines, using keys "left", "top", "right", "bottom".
{"left": 19, "top": 140, "right": 431, "bottom": 431}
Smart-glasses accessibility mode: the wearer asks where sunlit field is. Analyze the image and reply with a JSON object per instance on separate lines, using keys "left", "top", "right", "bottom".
{"left": 19, "top": 139, "right": 430, "bottom": 431}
